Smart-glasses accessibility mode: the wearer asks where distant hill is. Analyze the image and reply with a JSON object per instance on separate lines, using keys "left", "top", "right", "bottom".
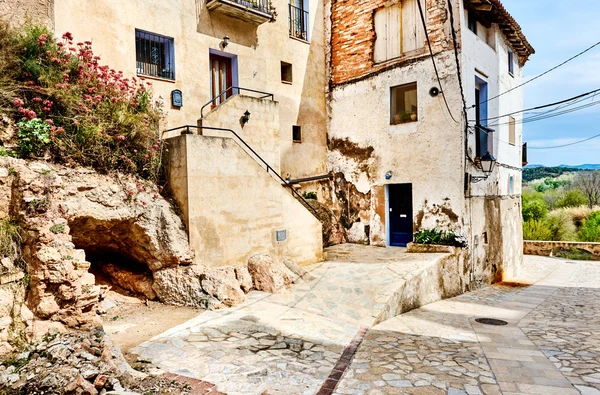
{"left": 523, "top": 166, "right": 589, "bottom": 182}
{"left": 558, "top": 164, "right": 600, "bottom": 170}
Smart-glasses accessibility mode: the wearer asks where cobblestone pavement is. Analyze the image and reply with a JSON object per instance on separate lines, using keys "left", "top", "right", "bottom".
{"left": 132, "top": 251, "right": 600, "bottom": 395}
{"left": 132, "top": 245, "right": 446, "bottom": 395}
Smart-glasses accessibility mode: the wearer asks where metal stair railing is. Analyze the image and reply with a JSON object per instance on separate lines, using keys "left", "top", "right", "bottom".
{"left": 163, "top": 125, "right": 319, "bottom": 217}
{"left": 200, "top": 87, "right": 275, "bottom": 120}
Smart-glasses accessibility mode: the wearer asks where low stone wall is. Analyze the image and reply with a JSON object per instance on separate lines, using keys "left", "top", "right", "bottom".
{"left": 524, "top": 240, "right": 600, "bottom": 258}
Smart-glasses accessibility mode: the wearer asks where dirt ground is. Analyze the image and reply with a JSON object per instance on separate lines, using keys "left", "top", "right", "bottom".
{"left": 99, "top": 289, "right": 203, "bottom": 360}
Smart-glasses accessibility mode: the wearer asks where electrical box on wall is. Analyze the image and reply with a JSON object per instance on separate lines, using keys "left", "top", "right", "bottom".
{"left": 275, "top": 229, "right": 287, "bottom": 242}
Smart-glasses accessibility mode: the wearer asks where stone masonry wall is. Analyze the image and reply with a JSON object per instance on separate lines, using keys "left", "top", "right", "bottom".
{"left": 524, "top": 241, "right": 600, "bottom": 259}
{"left": 329, "top": 0, "right": 458, "bottom": 86}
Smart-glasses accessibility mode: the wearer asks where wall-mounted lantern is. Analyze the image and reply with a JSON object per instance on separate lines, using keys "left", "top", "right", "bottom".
{"left": 171, "top": 89, "right": 182, "bottom": 108}
{"left": 240, "top": 110, "right": 251, "bottom": 127}
{"left": 479, "top": 151, "right": 496, "bottom": 175}
{"left": 221, "top": 36, "right": 230, "bottom": 49}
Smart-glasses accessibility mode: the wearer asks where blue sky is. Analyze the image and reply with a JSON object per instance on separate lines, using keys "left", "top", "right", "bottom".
{"left": 501, "top": 0, "right": 600, "bottom": 166}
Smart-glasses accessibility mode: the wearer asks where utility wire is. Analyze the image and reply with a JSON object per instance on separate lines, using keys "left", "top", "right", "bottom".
{"left": 528, "top": 132, "right": 600, "bottom": 150}
{"left": 469, "top": 87, "right": 600, "bottom": 123}
{"left": 416, "top": 0, "right": 458, "bottom": 123}
{"left": 446, "top": 0, "right": 467, "bottom": 120}
{"left": 470, "top": 39, "right": 600, "bottom": 109}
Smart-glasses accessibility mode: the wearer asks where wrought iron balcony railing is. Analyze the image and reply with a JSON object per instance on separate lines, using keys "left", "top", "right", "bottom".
{"left": 289, "top": 4, "right": 309, "bottom": 41}
{"left": 207, "top": 0, "right": 275, "bottom": 25}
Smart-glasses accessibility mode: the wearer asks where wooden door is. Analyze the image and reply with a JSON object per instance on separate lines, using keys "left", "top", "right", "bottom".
{"left": 210, "top": 54, "right": 232, "bottom": 108}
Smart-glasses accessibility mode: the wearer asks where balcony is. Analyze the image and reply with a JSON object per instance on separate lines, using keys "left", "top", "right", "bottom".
{"left": 289, "top": 4, "right": 309, "bottom": 41}
{"left": 206, "top": 0, "right": 275, "bottom": 25}
{"left": 475, "top": 124, "right": 494, "bottom": 158}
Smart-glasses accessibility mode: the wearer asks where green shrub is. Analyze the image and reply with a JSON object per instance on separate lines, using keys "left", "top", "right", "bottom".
{"left": 414, "top": 228, "right": 467, "bottom": 247}
{"left": 302, "top": 191, "right": 317, "bottom": 200}
{"left": 3, "top": 23, "right": 164, "bottom": 180}
{"left": 522, "top": 199, "right": 548, "bottom": 222}
{"left": 16, "top": 118, "right": 50, "bottom": 158}
{"left": 523, "top": 219, "right": 552, "bottom": 241}
{"left": 578, "top": 211, "right": 600, "bottom": 242}
{"left": 545, "top": 209, "right": 576, "bottom": 241}
{"left": 49, "top": 224, "right": 65, "bottom": 234}
{"left": 553, "top": 247, "right": 598, "bottom": 261}
{"left": 556, "top": 189, "right": 588, "bottom": 209}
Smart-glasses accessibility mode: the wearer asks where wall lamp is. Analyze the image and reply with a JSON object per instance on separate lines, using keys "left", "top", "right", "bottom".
{"left": 240, "top": 110, "right": 251, "bottom": 127}
{"left": 471, "top": 151, "right": 497, "bottom": 182}
{"left": 221, "top": 35, "right": 230, "bottom": 49}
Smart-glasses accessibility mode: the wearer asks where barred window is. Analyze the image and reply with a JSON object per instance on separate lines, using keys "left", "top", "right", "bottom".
{"left": 135, "top": 29, "right": 175, "bottom": 80}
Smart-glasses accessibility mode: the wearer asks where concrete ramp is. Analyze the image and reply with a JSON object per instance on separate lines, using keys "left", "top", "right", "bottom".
{"left": 131, "top": 244, "right": 462, "bottom": 395}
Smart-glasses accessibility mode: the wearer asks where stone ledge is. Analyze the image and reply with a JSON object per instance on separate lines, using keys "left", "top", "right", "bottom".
{"left": 406, "top": 242, "right": 458, "bottom": 254}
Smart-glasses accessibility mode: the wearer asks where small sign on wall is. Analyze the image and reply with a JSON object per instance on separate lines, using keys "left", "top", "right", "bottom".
{"left": 171, "top": 89, "right": 182, "bottom": 108}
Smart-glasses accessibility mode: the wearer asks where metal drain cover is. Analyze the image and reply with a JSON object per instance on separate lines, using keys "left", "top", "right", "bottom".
{"left": 475, "top": 318, "right": 508, "bottom": 326}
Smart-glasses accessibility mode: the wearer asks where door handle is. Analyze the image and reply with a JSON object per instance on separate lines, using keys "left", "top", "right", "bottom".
{"left": 400, "top": 214, "right": 407, "bottom": 218}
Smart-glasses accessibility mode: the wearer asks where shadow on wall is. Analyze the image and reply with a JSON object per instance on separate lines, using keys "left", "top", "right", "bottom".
{"left": 195, "top": 0, "right": 260, "bottom": 48}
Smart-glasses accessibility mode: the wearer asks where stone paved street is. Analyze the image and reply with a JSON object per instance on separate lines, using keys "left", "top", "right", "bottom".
{"left": 132, "top": 249, "right": 600, "bottom": 395}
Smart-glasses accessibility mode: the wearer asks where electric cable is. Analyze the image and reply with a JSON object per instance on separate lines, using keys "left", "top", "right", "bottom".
{"left": 469, "top": 87, "right": 600, "bottom": 123}
{"left": 470, "top": 39, "right": 600, "bottom": 108}
{"left": 528, "top": 132, "right": 600, "bottom": 150}
{"left": 416, "top": 0, "right": 459, "bottom": 123}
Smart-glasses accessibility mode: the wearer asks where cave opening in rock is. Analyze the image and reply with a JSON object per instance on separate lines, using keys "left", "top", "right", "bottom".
{"left": 68, "top": 217, "right": 157, "bottom": 300}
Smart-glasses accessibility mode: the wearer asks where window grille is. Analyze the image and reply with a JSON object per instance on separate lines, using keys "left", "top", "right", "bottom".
{"left": 135, "top": 29, "right": 175, "bottom": 80}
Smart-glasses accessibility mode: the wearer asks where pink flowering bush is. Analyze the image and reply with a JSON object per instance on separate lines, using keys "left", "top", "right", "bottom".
{"left": 2, "top": 23, "right": 164, "bottom": 180}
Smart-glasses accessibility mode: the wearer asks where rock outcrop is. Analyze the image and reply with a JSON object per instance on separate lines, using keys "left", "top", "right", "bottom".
{"left": 247, "top": 254, "right": 292, "bottom": 293}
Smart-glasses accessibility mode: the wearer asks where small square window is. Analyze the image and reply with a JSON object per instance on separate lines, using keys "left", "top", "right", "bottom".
{"left": 292, "top": 125, "right": 302, "bottom": 142}
{"left": 281, "top": 61, "right": 293, "bottom": 84}
{"left": 508, "top": 50, "right": 514, "bottom": 75}
{"left": 135, "top": 29, "right": 175, "bottom": 80}
{"left": 390, "top": 82, "right": 418, "bottom": 125}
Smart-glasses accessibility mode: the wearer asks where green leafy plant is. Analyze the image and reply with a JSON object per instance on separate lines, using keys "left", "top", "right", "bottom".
{"left": 302, "top": 191, "right": 317, "bottom": 200}
{"left": 556, "top": 189, "right": 588, "bottom": 209}
{"left": 49, "top": 224, "right": 65, "bottom": 234}
{"left": 545, "top": 209, "right": 577, "bottom": 241}
{"left": 522, "top": 198, "right": 548, "bottom": 222}
{"left": 578, "top": 211, "right": 600, "bottom": 242}
{"left": 414, "top": 228, "right": 467, "bottom": 248}
{"left": 16, "top": 118, "right": 50, "bottom": 158}
{"left": 553, "top": 247, "right": 598, "bottom": 261}
{"left": 523, "top": 219, "right": 552, "bottom": 241}
{"left": 2, "top": 23, "right": 164, "bottom": 180}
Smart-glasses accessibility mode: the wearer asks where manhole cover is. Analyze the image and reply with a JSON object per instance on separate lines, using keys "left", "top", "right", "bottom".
{"left": 475, "top": 318, "right": 508, "bottom": 326}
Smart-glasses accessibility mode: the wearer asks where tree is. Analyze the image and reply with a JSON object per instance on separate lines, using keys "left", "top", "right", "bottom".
{"left": 575, "top": 171, "right": 600, "bottom": 208}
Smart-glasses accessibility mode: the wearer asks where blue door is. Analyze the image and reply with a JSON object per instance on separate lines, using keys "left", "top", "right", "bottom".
{"left": 389, "top": 184, "right": 413, "bottom": 247}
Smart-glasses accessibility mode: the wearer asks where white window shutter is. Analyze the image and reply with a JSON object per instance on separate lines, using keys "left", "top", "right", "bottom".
{"left": 387, "top": 4, "right": 401, "bottom": 59}
{"left": 374, "top": 8, "right": 388, "bottom": 63}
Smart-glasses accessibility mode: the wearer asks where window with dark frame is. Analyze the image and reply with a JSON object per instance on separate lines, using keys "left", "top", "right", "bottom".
{"left": 135, "top": 29, "right": 175, "bottom": 80}
{"left": 508, "top": 49, "right": 514, "bottom": 75}
{"left": 289, "top": 0, "right": 309, "bottom": 41}
{"left": 281, "top": 62, "right": 293, "bottom": 83}
{"left": 390, "top": 83, "right": 418, "bottom": 125}
{"left": 292, "top": 125, "right": 302, "bottom": 142}
{"left": 468, "top": 11, "right": 477, "bottom": 34}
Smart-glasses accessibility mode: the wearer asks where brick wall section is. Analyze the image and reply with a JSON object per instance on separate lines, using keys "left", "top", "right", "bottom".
{"left": 330, "top": 0, "right": 459, "bottom": 86}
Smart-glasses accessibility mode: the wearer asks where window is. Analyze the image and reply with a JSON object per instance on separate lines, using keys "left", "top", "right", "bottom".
{"left": 390, "top": 83, "right": 418, "bottom": 125}
{"left": 135, "top": 29, "right": 175, "bottom": 80}
{"left": 292, "top": 125, "right": 302, "bottom": 142}
{"left": 509, "top": 176, "right": 514, "bottom": 195}
{"left": 374, "top": 0, "right": 425, "bottom": 63}
{"left": 508, "top": 49, "right": 514, "bottom": 75}
{"left": 289, "top": 0, "right": 309, "bottom": 41}
{"left": 468, "top": 10, "right": 477, "bottom": 34}
{"left": 281, "top": 62, "right": 293, "bottom": 84}
{"left": 508, "top": 116, "right": 516, "bottom": 145}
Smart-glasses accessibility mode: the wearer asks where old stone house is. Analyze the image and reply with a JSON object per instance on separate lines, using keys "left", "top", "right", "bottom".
{"left": 3, "top": 0, "right": 532, "bottom": 285}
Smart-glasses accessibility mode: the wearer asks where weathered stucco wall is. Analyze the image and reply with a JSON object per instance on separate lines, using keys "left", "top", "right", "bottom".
{"left": 0, "top": 0, "right": 54, "bottom": 28}
{"left": 524, "top": 241, "right": 600, "bottom": 259}
{"left": 166, "top": 134, "right": 323, "bottom": 267}
{"left": 200, "top": 95, "right": 281, "bottom": 174}
{"left": 53, "top": 0, "right": 327, "bottom": 179}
